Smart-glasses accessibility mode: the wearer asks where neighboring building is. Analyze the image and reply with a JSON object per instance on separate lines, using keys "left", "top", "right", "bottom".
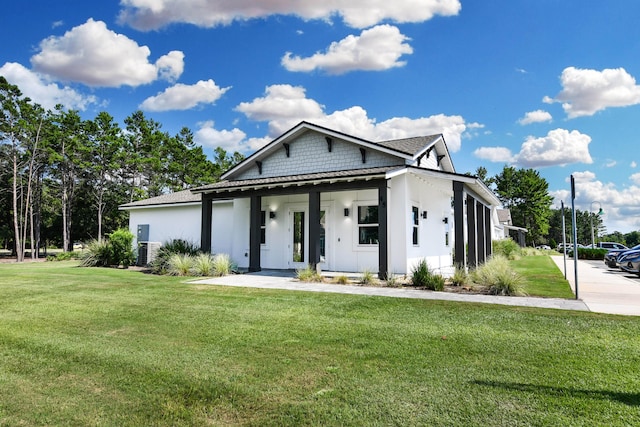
{"left": 496, "top": 208, "right": 528, "bottom": 247}
{"left": 121, "top": 121, "right": 500, "bottom": 277}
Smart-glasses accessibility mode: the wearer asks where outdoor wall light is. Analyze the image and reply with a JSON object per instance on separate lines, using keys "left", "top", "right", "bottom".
{"left": 344, "top": 208, "right": 350, "bottom": 217}
{"left": 270, "top": 211, "right": 276, "bottom": 219}
{"left": 442, "top": 217, "right": 448, "bottom": 224}
{"left": 421, "top": 211, "right": 428, "bottom": 219}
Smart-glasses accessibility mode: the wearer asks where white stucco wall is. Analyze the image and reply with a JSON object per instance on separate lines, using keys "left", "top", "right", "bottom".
{"left": 127, "top": 203, "right": 201, "bottom": 248}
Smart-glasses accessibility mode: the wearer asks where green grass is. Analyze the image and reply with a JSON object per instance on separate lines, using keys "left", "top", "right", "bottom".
{"left": 0, "top": 262, "right": 639, "bottom": 426}
{"left": 510, "top": 255, "right": 575, "bottom": 298}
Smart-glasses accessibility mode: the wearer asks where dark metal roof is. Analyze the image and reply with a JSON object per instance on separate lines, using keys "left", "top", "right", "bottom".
{"left": 120, "top": 189, "right": 200, "bottom": 209}
{"left": 192, "top": 166, "right": 399, "bottom": 194}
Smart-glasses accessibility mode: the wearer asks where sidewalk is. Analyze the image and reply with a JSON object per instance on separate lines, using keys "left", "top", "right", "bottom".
{"left": 191, "top": 268, "right": 589, "bottom": 313}
{"left": 551, "top": 255, "right": 640, "bottom": 316}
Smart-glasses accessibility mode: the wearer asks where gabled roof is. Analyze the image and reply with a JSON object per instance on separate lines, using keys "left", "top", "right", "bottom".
{"left": 221, "top": 121, "right": 453, "bottom": 180}
{"left": 119, "top": 189, "right": 200, "bottom": 209}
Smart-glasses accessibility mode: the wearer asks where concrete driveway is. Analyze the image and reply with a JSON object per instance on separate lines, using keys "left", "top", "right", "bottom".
{"left": 551, "top": 255, "right": 640, "bottom": 316}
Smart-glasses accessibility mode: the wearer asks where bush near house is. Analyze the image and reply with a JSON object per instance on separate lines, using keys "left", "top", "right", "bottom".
{"left": 410, "top": 259, "right": 445, "bottom": 291}
{"left": 79, "top": 229, "right": 135, "bottom": 268}
{"left": 492, "top": 238, "right": 521, "bottom": 260}
{"left": 150, "top": 239, "right": 200, "bottom": 274}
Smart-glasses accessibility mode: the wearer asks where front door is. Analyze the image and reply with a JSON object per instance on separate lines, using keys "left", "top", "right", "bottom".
{"left": 287, "top": 206, "right": 329, "bottom": 269}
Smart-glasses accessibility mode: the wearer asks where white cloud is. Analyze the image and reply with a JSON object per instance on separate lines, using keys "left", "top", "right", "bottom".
{"left": 30, "top": 19, "right": 184, "bottom": 87}
{"left": 605, "top": 159, "right": 617, "bottom": 168}
{"left": 282, "top": 25, "right": 413, "bottom": 74}
{"left": 516, "top": 129, "right": 593, "bottom": 167}
{"left": 194, "top": 121, "right": 247, "bottom": 152}
{"left": 518, "top": 109, "right": 552, "bottom": 125}
{"left": 630, "top": 172, "right": 640, "bottom": 185}
{"left": 473, "top": 146, "right": 514, "bottom": 163}
{"left": 0, "top": 62, "right": 97, "bottom": 110}
{"left": 233, "top": 84, "right": 474, "bottom": 152}
{"left": 155, "top": 51, "right": 185, "bottom": 82}
{"left": 632, "top": 161, "right": 637, "bottom": 168}
{"left": 551, "top": 170, "right": 640, "bottom": 232}
{"left": 118, "top": 0, "right": 461, "bottom": 30}
{"left": 139, "top": 80, "right": 231, "bottom": 112}
{"left": 475, "top": 129, "right": 593, "bottom": 168}
{"left": 547, "top": 67, "right": 640, "bottom": 118}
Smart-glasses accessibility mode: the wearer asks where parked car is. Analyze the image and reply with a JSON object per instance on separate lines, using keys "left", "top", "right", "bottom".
{"left": 618, "top": 250, "right": 640, "bottom": 275}
{"left": 605, "top": 244, "right": 640, "bottom": 268}
{"left": 536, "top": 245, "right": 551, "bottom": 250}
{"left": 596, "top": 242, "right": 628, "bottom": 250}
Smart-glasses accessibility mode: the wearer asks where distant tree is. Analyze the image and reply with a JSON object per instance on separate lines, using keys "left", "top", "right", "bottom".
{"left": 624, "top": 231, "right": 640, "bottom": 247}
{"left": 494, "top": 166, "right": 553, "bottom": 246}
{"left": 475, "top": 166, "right": 495, "bottom": 187}
{"left": 85, "top": 112, "right": 124, "bottom": 241}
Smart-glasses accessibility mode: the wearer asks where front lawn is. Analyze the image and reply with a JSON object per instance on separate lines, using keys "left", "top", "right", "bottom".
{"left": 509, "top": 255, "right": 575, "bottom": 298}
{"left": 0, "top": 262, "right": 638, "bottom": 426}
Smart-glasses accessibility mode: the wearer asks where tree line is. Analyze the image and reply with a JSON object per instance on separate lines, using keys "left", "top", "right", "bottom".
{"left": 0, "top": 76, "right": 243, "bottom": 261}
{"left": 476, "top": 166, "right": 637, "bottom": 248}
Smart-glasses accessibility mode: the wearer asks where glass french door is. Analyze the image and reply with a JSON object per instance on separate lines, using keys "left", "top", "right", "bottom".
{"left": 288, "top": 207, "right": 328, "bottom": 268}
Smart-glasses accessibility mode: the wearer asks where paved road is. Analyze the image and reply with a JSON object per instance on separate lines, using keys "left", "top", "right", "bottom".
{"left": 551, "top": 255, "right": 640, "bottom": 316}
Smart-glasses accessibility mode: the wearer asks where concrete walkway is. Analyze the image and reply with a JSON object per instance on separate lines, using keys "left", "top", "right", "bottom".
{"left": 551, "top": 255, "right": 640, "bottom": 316}
{"left": 191, "top": 267, "right": 590, "bottom": 313}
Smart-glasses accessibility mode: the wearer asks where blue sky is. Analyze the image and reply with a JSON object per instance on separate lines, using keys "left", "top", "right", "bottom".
{"left": 3, "top": 1, "right": 640, "bottom": 233}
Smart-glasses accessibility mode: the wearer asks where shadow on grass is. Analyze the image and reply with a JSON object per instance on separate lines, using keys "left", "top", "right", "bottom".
{"left": 473, "top": 380, "right": 640, "bottom": 406}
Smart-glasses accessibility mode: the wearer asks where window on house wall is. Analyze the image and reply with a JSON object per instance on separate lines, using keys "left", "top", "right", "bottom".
{"left": 412, "top": 206, "right": 419, "bottom": 245}
{"left": 358, "top": 205, "right": 379, "bottom": 245}
{"left": 260, "top": 210, "right": 266, "bottom": 244}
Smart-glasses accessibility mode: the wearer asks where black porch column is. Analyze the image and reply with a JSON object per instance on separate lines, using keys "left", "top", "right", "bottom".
{"left": 477, "top": 202, "right": 486, "bottom": 264}
{"left": 378, "top": 181, "right": 388, "bottom": 279}
{"left": 200, "top": 193, "right": 213, "bottom": 253}
{"left": 485, "top": 206, "right": 492, "bottom": 257}
{"left": 453, "top": 181, "right": 465, "bottom": 267}
{"left": 249, "top": 195, "right": 262, "bottom": 272}
{"left": 467, "top": 194, "right": 477, "bottom": 268}
{"left": 308, "top": 190, "right": 321, "bottom": 270}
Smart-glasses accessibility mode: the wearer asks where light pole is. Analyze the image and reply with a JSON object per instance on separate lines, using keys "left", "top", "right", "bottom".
{"left": 590, "top": 201, "right": 604, "bottom": 248}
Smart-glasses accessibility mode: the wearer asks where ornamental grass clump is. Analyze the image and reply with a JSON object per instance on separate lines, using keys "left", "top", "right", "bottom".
{"left": 471, "top": 255, "right": 526, "bottom": 296}
{"left": 167, "top": 254, "right": 194, "bottom": 276}
{"left": 360, "top": 269, "right": 375, "bottom": 285}
{"left": 492, "top": 238, "right": 522, "bottom": 260}
{"left": 151, "top": 239, "right": 199, "bottom": 274}
{"left": 296, "top": 265, "right": 323, "bottom": 282}
{"left": 450, "top": 264, "right": 469, "bottom": 287}
{"left": 211, "top": 253, "right": 233, "bottom": 276}
{"left": 411, "top": 259, "right": 445, "bottom": 291}
{"left": 192, "top": 253, "right": 215, "bottom": 276}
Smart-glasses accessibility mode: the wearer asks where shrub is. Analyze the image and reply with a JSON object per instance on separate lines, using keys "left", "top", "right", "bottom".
{"left": 471, "top": 255, "right": 525, "bottom": 296}
{"left": 47, "top": 251, "right": 80, "bottom": 262}
{"left": 296, "top": 265, "right": 323, "bottom": 282}
{"left": 211, "top": 253, "right": 233, "bottom": 276}
{"left": 450, "top": 265, "right": 468, "bottom": 287}
{"left": 108, "top": 228, "right": 135, "bottom": 268}
{"left": 360, "top": 269, "right": 375, "bottom": 285}
{"left": 411, "top": 259, "right": 445, "bottom": 291}
{"left": 492, "top": 238, "right": 521, "bottom": 260}
{"left": 151, "top": 239, "right": 200, "bottom": 274}
{"left": 80, "top": 240, "right": 113, "bottom": 267}
{"left": 167, "top": 254, "right": 194, "bottom": 276}
{"left": 576, "top": 248, "right": 607, "bottom": 260}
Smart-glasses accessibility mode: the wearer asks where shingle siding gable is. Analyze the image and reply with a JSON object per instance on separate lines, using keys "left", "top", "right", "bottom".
{"left": 234, "top": 131, "right": 404, "bottom": 180}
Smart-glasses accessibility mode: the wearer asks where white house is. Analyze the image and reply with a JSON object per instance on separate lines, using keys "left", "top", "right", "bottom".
{"left": 121, "top": 121, "right": 500, "bottom": 277}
